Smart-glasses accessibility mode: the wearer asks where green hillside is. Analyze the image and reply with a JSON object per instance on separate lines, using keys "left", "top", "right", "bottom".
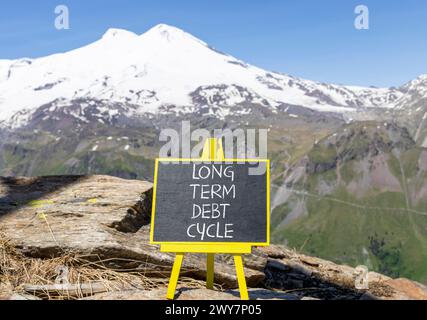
{"left": 272, "top": 122, "right": 427, "bottom": 283}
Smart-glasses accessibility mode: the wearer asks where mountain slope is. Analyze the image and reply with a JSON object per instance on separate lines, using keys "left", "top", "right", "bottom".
{"left": 0, "top": 24, "right": 420, "bottom": 129}
{"left": 1, "top": 23, "right": 427, "bottom": 286}
{"left": 271, "top": 122, "right": 427, "bottom": 283}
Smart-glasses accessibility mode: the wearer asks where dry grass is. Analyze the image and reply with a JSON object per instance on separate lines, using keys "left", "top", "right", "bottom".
{"left": 0, "top": 233, "right": 211, "bottom": 300}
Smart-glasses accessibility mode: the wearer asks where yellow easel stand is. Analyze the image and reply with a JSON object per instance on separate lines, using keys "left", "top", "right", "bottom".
{"left": 166, "top": 253, "right": 184, "bottom": 300}
{"left": 164, "top": 138, "right": 250, "bottom": 300}
{"left": 206, "top": 253, "right": 215, "bottom": 290}
{"left": 234, "top": 255, "right": 249, "bottom": 300}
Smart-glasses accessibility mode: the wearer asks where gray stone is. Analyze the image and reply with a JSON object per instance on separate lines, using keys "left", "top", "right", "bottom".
{"left": 0, "top": 175, "right": 266, "bottom": 289}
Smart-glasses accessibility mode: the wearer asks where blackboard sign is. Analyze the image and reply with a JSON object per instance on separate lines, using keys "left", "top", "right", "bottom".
{"left": 150, "top": 160, "right": 270, "bottom": 245}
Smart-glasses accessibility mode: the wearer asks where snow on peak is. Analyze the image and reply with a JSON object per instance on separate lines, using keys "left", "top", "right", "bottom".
{"left": 402, "top": 74, "right": 427, "bottom": 90}
{"left": 144, "top": 23, "right": 188, "bottom": 37}
{"left": 0, "top": 24, "right": 423, "bottom": 127}
{"left": 102, "top": 28, "right": 138, "bottom": 40}
{"left": 140, "top": 23, "right": 207, "bottom": 46}
{"left": 146, "top": 23, "right": 184, "bottom": 35}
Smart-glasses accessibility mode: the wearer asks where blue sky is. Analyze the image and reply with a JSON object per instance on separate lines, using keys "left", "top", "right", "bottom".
{"left": 0, "top": 0, "right": 426, "bottom": 87}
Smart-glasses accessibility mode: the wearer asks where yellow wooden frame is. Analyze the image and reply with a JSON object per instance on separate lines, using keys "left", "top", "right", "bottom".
{"left": 149, "top": 138, "right": 270, "bottom": 300}
{"left": 150, "top": 160, "right": 270, "bottom": 247}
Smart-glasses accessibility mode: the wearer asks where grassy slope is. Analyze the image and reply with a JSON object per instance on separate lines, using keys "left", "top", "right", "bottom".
{"left": 0, "top": 129, "right": 158, "bottom": 180}
{"left": 272, "top": 145, "right": 427, "bottom": 284}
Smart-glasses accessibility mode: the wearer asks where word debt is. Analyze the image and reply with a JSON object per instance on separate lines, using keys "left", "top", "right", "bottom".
{"left": 187, "top": 222, "right": 234, "bottom": 240}
{"left": 192, "top": 203, "right": 230, "bottom": 219}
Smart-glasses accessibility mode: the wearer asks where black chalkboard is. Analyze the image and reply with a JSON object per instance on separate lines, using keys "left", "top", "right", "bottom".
{"left": 151, "top": 161, "right": 269, "bottom": 244}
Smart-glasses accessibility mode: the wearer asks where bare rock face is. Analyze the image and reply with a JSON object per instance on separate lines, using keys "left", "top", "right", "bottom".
{"left": 385, "top": 278, "right": 427, "bottom": 300}
{"left": 0, "top": 283, "right": 14, "bottom": 300}
{"left": 258, "top": 246, "right": 427, "bottom": 300}
{"left": 81, "top": 288, "right": 300, "bottom": 300}
{"left": 0, "top": 175, "right": 265, "bottom": 289}
{"left": 2, "top": 175, "right": 427, "bottom": 300}
{"left": 0, "top": 175, "right": 154, "bottom": 258}
{"left": 82, "top": 288, "right": 240, "bottom": 300}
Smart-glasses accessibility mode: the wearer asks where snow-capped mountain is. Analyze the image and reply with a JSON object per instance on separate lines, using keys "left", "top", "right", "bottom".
{"left": 3, "top": 24, "right": 427, "bottom": 286}
{"left": 0, "top": 24, "right": 425, "bottom": 129}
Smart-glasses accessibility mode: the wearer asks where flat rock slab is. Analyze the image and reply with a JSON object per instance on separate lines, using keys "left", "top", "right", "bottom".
{"left": 0, "top": 175, "right": 154, "bottom": 257}
{"left": 81, "top": 288, "right": 239, "bottom": 300}
{"left": 0, "top": 175, "right": 266, "bottom": 288}
{"left": 385, "top": 278, "right": 427, "bottom": 300}
{"left": 5, "top": 175, "right": 425, "bottom": 300}
{"left": 81, "top": 287, "right": 299, "bottom": 300}
{"left": 258, "top": 246, "right": 427, "bottom": 300}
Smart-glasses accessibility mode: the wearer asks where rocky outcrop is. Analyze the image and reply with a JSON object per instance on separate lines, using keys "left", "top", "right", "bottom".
{"left": 306, "top": 121, "right": 415, "bottom": 175}
{"left": 259, "top": 245, "right": 427, "bottom": 300}
{"left": 274, "top": 121, "right": 427, "bottom": 284}
{"left": 81, "top": 288, "right": 302, "bottom": 300}
{"left": 0, "top": 175, "right": 265, "bottom": 289}
{"left": 1, "top": 175, "right": 426, "bottom": 300}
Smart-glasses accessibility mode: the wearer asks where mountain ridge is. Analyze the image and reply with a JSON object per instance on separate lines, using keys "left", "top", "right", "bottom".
{"left": 1, "top": 24, "right": 427, "bottom": 286}
{"left": 1, "top": 23, "right": 426, "bottom": 129}
{"left": 1, "top": 174, "right": 427, "bottom": 300}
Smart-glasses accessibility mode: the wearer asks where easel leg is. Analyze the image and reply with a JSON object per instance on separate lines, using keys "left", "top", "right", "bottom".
{"left": 234, "top": 255, "right": 249, "bottom": 300}
{"left": 166, "top": 253, "right": 184, "bottom": 300}
{"left": 206, "top": 253, "right": 215, "bottom": 289}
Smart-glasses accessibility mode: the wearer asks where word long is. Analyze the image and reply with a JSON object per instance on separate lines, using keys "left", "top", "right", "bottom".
{"left": 192, "top": 164, "right": 235, "bottom": 182}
